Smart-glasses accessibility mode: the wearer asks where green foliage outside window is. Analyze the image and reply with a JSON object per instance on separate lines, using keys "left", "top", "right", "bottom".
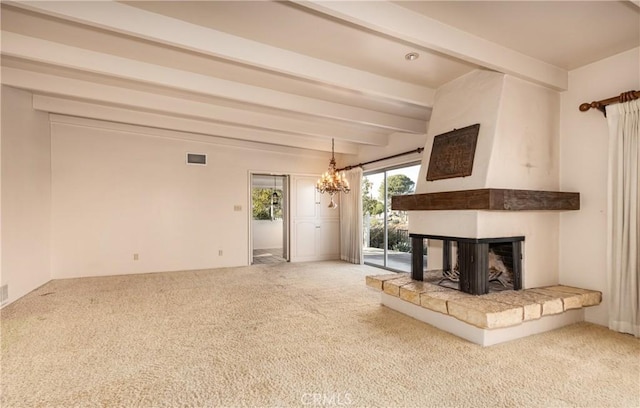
{"left": 252, "top": 188, "right": 282, "bottom": 220}
{"left": 362, "top": 178, "right": 384, "bottom": 216}
{"left": 363, "top": 173, "right": 415, "bottom": 253}
{"left": 378, "top": 174, "right": 415, "bottom": 203}
{"left": 367, "top": 218, "right": 411, "bottom": 252}
{"left": 362, "top": 174, "right": 415, "bottom": 217}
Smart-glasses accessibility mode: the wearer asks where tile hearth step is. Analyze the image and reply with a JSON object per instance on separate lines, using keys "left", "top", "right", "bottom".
{"left": 447, "top": 297, "right": 523, "bottom": 329}
{"left": 366, "top": 273, "right": 602, "bottom": 330}
{"left": 482, "top": 290, "right": 560, "bottom": 319}
{"left": 400, "top": 281, "right": 449, "bottom": 305}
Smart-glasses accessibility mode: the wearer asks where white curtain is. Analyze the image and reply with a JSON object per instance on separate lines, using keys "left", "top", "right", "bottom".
{"left": 606, "top": 99, "right": 640, "bottom": 337}
{"left": 340, "top": 167, "right": 363, "bottom": 264}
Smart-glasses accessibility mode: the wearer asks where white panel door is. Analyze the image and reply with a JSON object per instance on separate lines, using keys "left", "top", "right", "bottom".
{"left": 317, "top": 220, "right": 340, "bottom": 258}
{"left": 290, "top": 175, "right": 340, "bottom": 262}
{"left": 294, "top": 220, "right": 317, "bottom": 259}
{"left": 294, "top": 177, "right": 318, "bottom": 219}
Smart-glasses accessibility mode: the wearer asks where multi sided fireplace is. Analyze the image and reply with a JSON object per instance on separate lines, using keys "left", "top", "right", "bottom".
{"left": 392, "top": 188, "right": 579, "bottom": 295}
{"left": 388, "top": 71, "right": 582, "bottom": 295}
{"left": 410, "top": 234, "right": 523, "bottom": 295}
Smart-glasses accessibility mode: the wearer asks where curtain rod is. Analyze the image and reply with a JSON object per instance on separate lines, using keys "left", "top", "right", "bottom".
{"left": 579, "top": 90, "right": 639, "bottom": 116}
{"left": 337, "top": 147, "right": 424, "bottom": 172}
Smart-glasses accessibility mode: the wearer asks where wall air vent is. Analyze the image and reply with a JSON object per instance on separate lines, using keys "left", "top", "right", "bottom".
{"left": 186, "top": 153, "right": 207, "bottom": 166}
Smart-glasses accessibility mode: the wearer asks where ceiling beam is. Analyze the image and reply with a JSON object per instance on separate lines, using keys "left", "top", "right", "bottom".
{"left": 48, "top": 114, "right": 350, "bottom": 159}
{"left": 2, "top": 67, "right": 388, "bottom": 147}
{"left": 1, "top": 32, "right": 426, "bottom": 134}
{"left": 34, "top": 96, "right": 359, "bottom": 154}
{"left": 8, "top": 0, "right": 435, "bottom": 106}
{"left": 294, "top": 0, "right": 568, "bottom": 91}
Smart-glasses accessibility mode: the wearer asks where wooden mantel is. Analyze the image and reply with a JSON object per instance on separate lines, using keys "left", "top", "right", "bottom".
{"left": 391, "top": 189, "right": 580, "bottom": 211}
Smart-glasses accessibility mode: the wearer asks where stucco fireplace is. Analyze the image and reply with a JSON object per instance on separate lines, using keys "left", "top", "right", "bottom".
{"left": 365, "top": 70, "right": 598, "bottom": 346}
{"left": 391, "top": 69, "right": 580, "bottom": 294}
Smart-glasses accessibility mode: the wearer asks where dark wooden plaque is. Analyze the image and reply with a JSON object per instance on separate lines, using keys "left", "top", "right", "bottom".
{"left": 426, "top": 123, "right": 480, "bottom": 181}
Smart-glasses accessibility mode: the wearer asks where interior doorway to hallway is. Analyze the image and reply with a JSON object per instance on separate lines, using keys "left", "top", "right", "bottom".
{"left": 250, "top": 174, "right": 289, "bottom": 265}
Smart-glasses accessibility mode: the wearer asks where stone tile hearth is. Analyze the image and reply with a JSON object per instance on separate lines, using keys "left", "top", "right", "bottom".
{"left": 366, "top": 273, "right": 601, "bottom": 330}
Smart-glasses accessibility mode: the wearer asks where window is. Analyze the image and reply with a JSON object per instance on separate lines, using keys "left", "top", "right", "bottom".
{"left": 252, "top": 187, "right": 282, "bottom": 220}
{"left": 362, "top": 163, "right": 421, "bottom": 272}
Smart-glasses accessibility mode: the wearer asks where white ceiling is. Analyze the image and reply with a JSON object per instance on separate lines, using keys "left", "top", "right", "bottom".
{"left": 395, "top": 1, "right": 640, "bottom": 70}
{"left": 1, "top": 1, "right": 638, "bottom": 156}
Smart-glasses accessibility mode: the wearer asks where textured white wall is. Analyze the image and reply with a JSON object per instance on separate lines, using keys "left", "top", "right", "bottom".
{"left": 559, "top": 47, "right": 640, "bottom": 326}
{"left": 1, "top": 86, "right": 52, "bottom": 305}
{"left": 415, "top": 71, "right": 560, "bottom": 194}
{"left": 50, "top": 117, "right": 329, "bottom": 278}
{"left": 488, "top": 75, "right": 560, "bottom": 191}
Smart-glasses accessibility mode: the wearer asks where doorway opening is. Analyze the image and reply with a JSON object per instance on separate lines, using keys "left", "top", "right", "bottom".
{"left": 250, "top": 174, "right": 289, "bottom": 264}
{"left": 363, "top": 162, "right": 422, "bottom": 272}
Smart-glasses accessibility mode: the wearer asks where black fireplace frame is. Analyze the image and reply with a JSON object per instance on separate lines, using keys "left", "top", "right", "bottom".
{"left": 410, "top": 234, "right": 524, "bottom": 295}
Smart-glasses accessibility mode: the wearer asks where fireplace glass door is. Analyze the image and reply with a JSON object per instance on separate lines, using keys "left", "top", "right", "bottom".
{"left": 363, "top": 163, "right": 421, "bottom": 272}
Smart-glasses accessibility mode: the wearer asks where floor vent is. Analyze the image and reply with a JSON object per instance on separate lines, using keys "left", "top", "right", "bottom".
{"left": 0, "top": 285, "right": 8, "bottom": 306}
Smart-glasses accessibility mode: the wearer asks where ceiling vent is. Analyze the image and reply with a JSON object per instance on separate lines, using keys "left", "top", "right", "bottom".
{"left": 186, "top": 153, "right": 207, "bottom": 166}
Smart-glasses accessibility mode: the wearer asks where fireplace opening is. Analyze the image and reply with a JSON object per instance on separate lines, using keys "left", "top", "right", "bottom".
{"left": 437, "top": 242, "right": 515, "bottom": 292}
{"left": 410, "top": 234, "right": 523, "bottom": 295}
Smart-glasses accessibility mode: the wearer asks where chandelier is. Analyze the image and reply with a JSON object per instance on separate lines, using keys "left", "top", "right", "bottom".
{"left": 316, "top": 138, "right": 350, "bottom": 209}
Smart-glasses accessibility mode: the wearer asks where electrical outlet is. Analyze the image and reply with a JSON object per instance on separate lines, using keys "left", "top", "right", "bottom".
{"left": 218, "top": 250, "right": 223, "bottom": 256}
{"left": 234, "top": 205, "right": 242, "bottom": 211}
{"left": 133, "top": 253, "right": 139, "bottom": 261}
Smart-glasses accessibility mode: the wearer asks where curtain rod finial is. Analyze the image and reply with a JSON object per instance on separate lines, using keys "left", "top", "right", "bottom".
{"left": 579, "top": 102, "right": 592, "bottom": 112}
{"left": 579, "top": 101, "right": 606, "bottom": 116}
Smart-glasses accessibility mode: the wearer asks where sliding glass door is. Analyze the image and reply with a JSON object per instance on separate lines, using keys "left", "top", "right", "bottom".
{"left": 363, "top": 163, "right": 420, "bottom": 272}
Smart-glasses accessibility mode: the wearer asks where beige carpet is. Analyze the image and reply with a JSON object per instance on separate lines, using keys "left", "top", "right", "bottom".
{"left": 1, "top": 261, "right": 638, "bottom": 407}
